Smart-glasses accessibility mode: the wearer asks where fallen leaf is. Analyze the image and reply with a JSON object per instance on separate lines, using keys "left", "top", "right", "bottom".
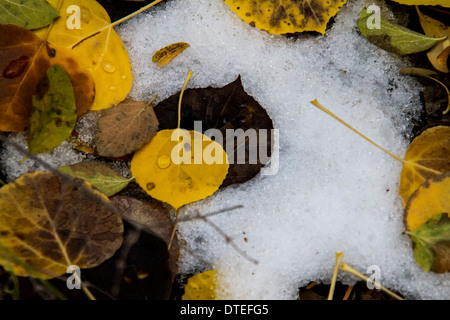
{"left": 0, "top": 0, "right": 60, "bottom": 29}
{"left": 391, "top": 0, "right": 450, "bottom": 7}
{"left": 224, "top": 0, "right": 347, "bottom": 35}
{"left": 33, "top": 0, "right": 133, "bottom": 111}
{"left": 182, "top": 269, "right": 216, "bottom": 300}
{"left": 358, "top": 8, "right": 446, "bottom": 55}
{"left": 94, "top": 99, "right": 159, "bottom": 158}
{"left": 152, "top": 42, "right": 190, "bottom": 67}
{"left": 406, "top": 212, "right": 450, "bottom": 273}
{"left": 154, "top": 76, "right": 274, "bottom": 187}
{"left": 404, "top": 172, "right": 450, "bottom": 233}
{"left": 0, "top": 171, "right": 123, "bottom": 279}
{"left": 416, "top": 7, "right": 450, "bottom": 73}
{"left": 58, "top": 161, "right": 132, "bottom": 197}
{"left": 110, "top": 195, "right": 179, "bottom": 278}
{"left": 27, "top": 65, "right": 77, "bottom": 154}
{"left": 0, "top": 24, "right": 95, "bottom": 132}
{"left": 130, "top": 129, "right": 229, "bottom": 210}
{"left": 399, "top": 125, "right": 450, "bottom": 207}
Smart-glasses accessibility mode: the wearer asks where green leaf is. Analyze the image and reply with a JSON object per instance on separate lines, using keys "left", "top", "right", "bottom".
{"left": 58, "top": 161, "right": 132, "bottom": 197}
{"left": 28, "top": 65, "right": 77, "bottom": 154}
{"left": 0, "top": 0, "right": 59, "bottom": 29}
{"left": 358, "top": 8, "right": 446, "bottom": 55}
{"left": 406, "top": 213, "right": 450, "bottom": 273}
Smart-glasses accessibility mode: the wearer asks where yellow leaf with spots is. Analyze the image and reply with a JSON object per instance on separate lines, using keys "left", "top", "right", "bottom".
{"left": 391, "top": 0, "right": 450, "bottom": 7}
{"left": 33, "top": 0, "right": 133, "bottom": 111}
{"left": 182, "top": 270, "right": 216, "bottom": 300}
{"left": 130, "top": 129, "right": 229, "bottom": 210}
{"left": 224, "top": 0, "right": 347, "bottom": 35}
{"left": 399, "top": 126, "right": 450, "bottom": 207}
{"left": 0, "top": 171, "right": 123, "bottom": 279}
{"left": 405, "top": 172, "right": 450, "bottom": 232}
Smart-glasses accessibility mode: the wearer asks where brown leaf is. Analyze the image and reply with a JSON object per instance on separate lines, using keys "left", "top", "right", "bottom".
{"left": 0, "top": 171, "right": 123, "bottom": 279}
{"left": 94, "top": 99, "right": 159, "bottom": 158}
{"left": 153, "top": 75, "right": 274, "bottom": 187}
{"left": 0, "top": 24, "right": 95, "bottom": 132}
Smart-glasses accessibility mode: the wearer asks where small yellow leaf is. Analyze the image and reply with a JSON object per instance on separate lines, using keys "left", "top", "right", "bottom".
{"left": 399, "top": 126, "right": 450, "bottom": 207}
{"left": 224, "top": 0, "right": 347, "bottom": 35}
{"left": 130, "top": 129, "right": 229, "bottom": 210}
{"left": 405, "top": 172, "right": 450, "bottom": 232}
{"left": 34, "top": 0, "right": 133, "bottom": 111}
{"left": 152, "top": 42, "right": 190, "bottom": 67}
{"left": 182, "top": 270, "right": 216, "bottom": 300}
{"left": 391, "top": 0, "right": 450, "bottom": 7}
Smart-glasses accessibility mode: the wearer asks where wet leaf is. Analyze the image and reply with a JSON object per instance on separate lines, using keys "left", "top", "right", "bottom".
{"left": 0, "top": 24, "right": 95, "bottom": 132}
{"left": 58, "top": 161, "right": 132, "bottom": 197}
{"left": 130, "top": 129, "right": 229, "bottom": 210}
{"left": 224, "top": 0, "right": 347, "bottom": 35}
{"left": 182, "top": 270, "right": 216, "bottom": 300}
{"left": 154, "top": 75, "right": 274, "bottom": 187}
{"left": 399, "top": 126, "right": 450, "bottom": 207}
{"left": 406, "top": 212, "right": 450, "bottom": 273}
{"left": 0, "top": 171, "right": 123, "bottom": 279}
{"left": 27, "top": 65, "right": 77, "bottom": 154}
{"left": 416, "top": 7, "right": 450, "bottom": 73}
{"left": 110, "top": 195, "right": 179, "bottom": 278}
{"left": 152, "top": 42, "right": 190, "bottom": 67}
{"left": 391, "top": 0, "right": 450, "bottom": 7}
{"left": 94, "top": 99, "right": 159, "bottom": 158}
{"left": 405, "top": 172, "right": 450, "bottom": 233}
{"left": 358, "top": 8, "right": 446, "bottom": 55}
{"left": 0, "top": 0, "right": 60, "bottom": 29}
{"left": 33, "top": 0, "right": 133, "bottom": 111}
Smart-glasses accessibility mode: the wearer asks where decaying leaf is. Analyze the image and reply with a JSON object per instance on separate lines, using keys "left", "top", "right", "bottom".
{"left": 391, "top": 0, "right": 450, "bottom": 7}
{"left": 58, "top": 161, "right": 132, "bottom": 197}
{"left": 224, "top": 0, "right": 347, "bottom": 34}
{"left": 130, "top": 129, "right": 229, "bottom": 210}
{"left": 110, "top": 195, "right": 179, "bottom": 277}
{"left": 94, "top": 99, "right": 159, "bottom": 158}
{"left": 358, "top": 8, "right": 446, "bottom": 55}
{"left": 404, "top": 172, "right": 450, "bottom": 233}
{"left": 399, "top": 126, "right": 450, "bottom": 207}
{"left": 28, "top": 65, "right": 77, "bottom": 154}
{"left": 406, "top": 213, "right": 450, "bottom": 273}
{"left": 182, "top": 269, "right": 216, "bottom": 300}
{"left": 0, "top": 0, "right": 60, "bottom": 29}
{"left": 154, "top": 75, "right": 274, "bottom": 187}
{"left": 0, "top": 24, "right": 95, "bottom": 132}
{"left": 152, "top": 42, "right": 190, "bottom": 67}
{"left": 416, "top": 7, "right": 450, "bottom": 73}
{"left": 33, "top": 0, "right": 133, "bottom": 111}
{"left": 0, "top": 171, "right": 123, "bottom": 279}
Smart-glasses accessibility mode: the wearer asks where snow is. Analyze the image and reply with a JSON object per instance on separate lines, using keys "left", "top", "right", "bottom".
{"left": 1, "top": 0, "right": 449, "bottom": 299}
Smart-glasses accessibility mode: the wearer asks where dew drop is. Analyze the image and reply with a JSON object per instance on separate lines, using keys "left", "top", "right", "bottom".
{"left": 102, "top": 61, "right": 116, "bottom": 73}
{"left": 109, "top": 86, "right": 117, "bottom": 91}
{"left": 121, "top": 75, "right": 127, "bottom": 80}
{"left": 146, "top": 182, "right": 155, "bottom": 191}
{"left": 87, "top": 67, "right": 94, "bottom": 74}
{"left": 157, "top": 155, "right": 171, "bottom": 169}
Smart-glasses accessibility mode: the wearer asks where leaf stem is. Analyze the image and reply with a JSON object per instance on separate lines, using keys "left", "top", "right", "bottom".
{"left": 328, "top": 252, "right": 344, "bottom": 300}
{"left": 309, "top": 99, "right": 442, "bottom": 176}
{"left": 168, "top": 208, "right": 180, "bottom": 252}
{"left": 178, "top": 70, "right": 193, "bottom": 129}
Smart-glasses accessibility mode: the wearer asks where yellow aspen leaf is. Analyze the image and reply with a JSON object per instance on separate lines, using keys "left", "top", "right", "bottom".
{"left": 224, "top": 0, "right": 347, "bottom": 35}
{"left": 404, "top": 172, "right": 450, "bottom": 232}
{"left": 33, "top": 0, "right": 133, "bottom": 111}
{"left": 0, "top": 171, "right": 123, "bottom": 279}
{"left": 130, "top": 129, "right": 229, "bottom": 210}
{"left": 391, "top": 0, "right": 450, "bottom": 7}
{"left": 399, "top": 126, "right": 450, "bottom": 207}
{"left": 416, "top": 7, "right": 450, "bottom": 73}
{"left": 152, "top": 42, "right": 190, "bottom": 67}
{"left": 182, "top": 270, "right": 216, "bottom": 300}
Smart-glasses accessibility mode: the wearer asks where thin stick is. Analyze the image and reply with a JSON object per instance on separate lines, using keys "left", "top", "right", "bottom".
{"left": 328, "top": 252, "right": 344, "bottom": 300}
{"left": 340, "top": 262, "right": 404, "bottom": 300}
{"left": 71, "top": 0, "right": 165, "bottom": 49}
{"left": 178, "top": 70, "right": 192, "bottom": 129}
{"left": 168, "top": 208, "right": 180, "bottom": 252}
{"left": 343, "top": 285, "right": 353, "bottom": 300}
{"left": 310, "top": 99, "right": 442, "bottom": 176}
